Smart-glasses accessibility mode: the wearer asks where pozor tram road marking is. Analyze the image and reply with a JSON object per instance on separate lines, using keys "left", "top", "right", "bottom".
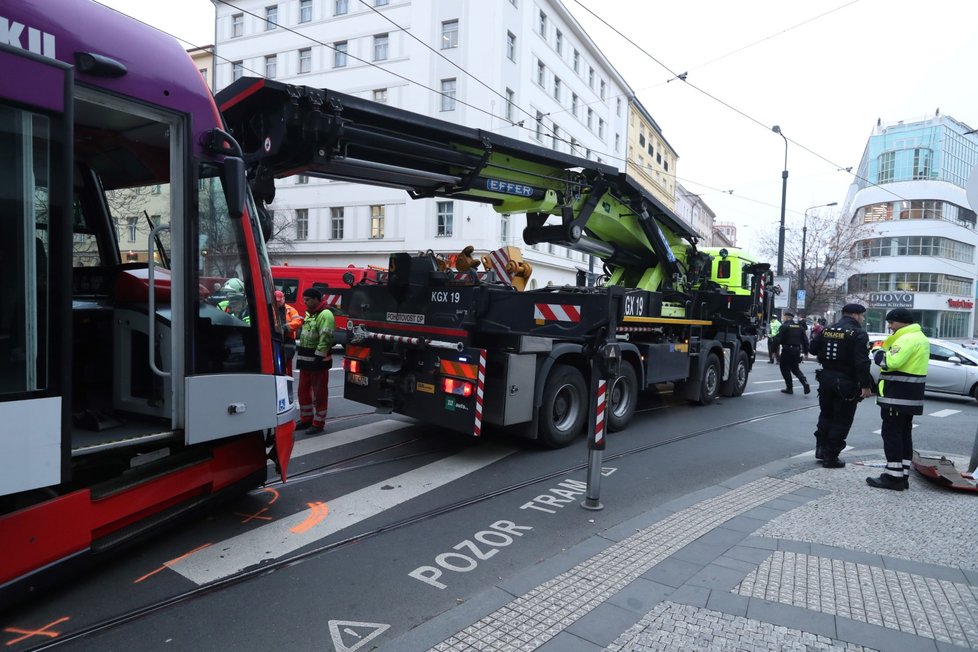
{"left": 169, "top": 443, "right": 516, "bottom": 585}
{"left": 327, "top": 620, "right": 390, "bottom": 652}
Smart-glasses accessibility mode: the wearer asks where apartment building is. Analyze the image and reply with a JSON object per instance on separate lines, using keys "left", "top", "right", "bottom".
{"left": 213, "top": 0, "right": 632, "bottom": 287}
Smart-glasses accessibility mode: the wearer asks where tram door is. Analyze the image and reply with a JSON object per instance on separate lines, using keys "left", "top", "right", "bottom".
{"left": 0, "top": 49, "right": 71, "bottom": 495}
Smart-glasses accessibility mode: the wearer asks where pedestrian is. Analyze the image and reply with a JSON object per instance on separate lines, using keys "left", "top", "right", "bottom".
{"left": 867, "top": 307, "right": 929, "bottom": 491}
{"left": 811, "top": 317, "right": 827, "bottom": 338}
{"left": 275, "top": 290, "right": 303, "bottom": 377}
{"left": 772, "top": 311, "right": 810, "bottom": 394}
{"left": 768, "top": 315, "right": 782, "bottom": 364}
{"left": 295, "top": 288, "right": 335, "bottom": 435}
{"left": 809, "top": 304, "right": 873, "bottom": 468}
{"left": 218, "top": 277, "right": 250, "bottom": 324}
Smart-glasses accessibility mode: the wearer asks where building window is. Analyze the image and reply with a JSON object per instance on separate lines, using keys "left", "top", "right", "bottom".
{"left": 506, "top": 31, "right": 516, "bottom": 61}
{"left": 264, "top": 54, "right": 277, "bottom": 78}
{"left": 538, "top": 10, "right": 547, "bottom": 36}
{"left": 373, "top": 34, "right": 389, "bottom": 61}
{"left": 376, "top": 0, "right": 389, "bottom": 5}
{"left": 231, "top": 61, "right": 243, "bottom": 81}
{"left": 586, "top": 108, "right": 593, "bottom": 130}
{"left": 878, "top": 151, "right": 895, "bottom": 184}
{"left": 535, "top": 111, "right": 544, "bottom": 141}
{"left": 199, "top": 68, "right": 208, "bottom": 84}
{"left": 265, "top": 5, "right": 277, "bottom": 30}
{"left": 573, "top": 49, "right": 580, "bottom": 73}
{"left": 299, "top": 47, "right": 311, "bottom": 73}
{"left": 536, "top": 60, "right": 545, "bottom": 86}
{"left": 296, "top": 174, "right": 308, "bottom": 184}
{"left": 436, "top": 201, "right": 454, "bottom": 236}
{"left": 588, "top": 66, "right": 594, "bottom": 88}
{"left": 571, "top": 93, "right": 578, "bottom": 116}
{"left": 551, "top": 124, "right": 560, "bottom": 151}
{"left": 616, "top": 98, "right": 622, "bottom": 116}
{"left": 231, "top": 13, "right": 243, "bottom": 37}
{"left": 370, "top": 205, "right": 385, "bottom": 239}
{"left": 913, "top": 148, "right": 933, "bottom": 180}
{"left": 553, "top": 76, "right": 561, "bottom": 101}
{"left": 330, "top": 207, "right": 344, "bottom": 239}
{"left": 127, "top": 216, "right": 138, "bottom": 242}
{"left": 441, "top": 20, "right": 459, "bottom": 49}
{"left": 335, "top": 0, "right": 348, "bottom": 15}
{"left": 373, "top": 88, "right": 388, "bottom": 103}
{"left": 639, "top": 133, "right": 646, "bottom": 147}
{"left": 333, "top": 41, "right": 348, "bottom": 67}
{"left": 500, "top": 214, "right": 510, "bottom": 241}
{"left": 440, "top": 78, "right": 457, "bottom": 111}
{"left": 615, "top": 133, "right": 620, "bottom": 151}
{"left": 600, "top": 80, "right": 606, "bottom": 100}
{"left": 598, "top": 118, "right": 605, "bottom": 139}
{"left": 296, "top": 208, "right": 308, "bottom": 240}
{"left": 299, "top": 0, "right": 311, "bottom": 23}
{"left": 505, "top": 88, "right": 515, "bottom": 123}
{"left": 555, "top": 29, "right": 563, "bottom": 54}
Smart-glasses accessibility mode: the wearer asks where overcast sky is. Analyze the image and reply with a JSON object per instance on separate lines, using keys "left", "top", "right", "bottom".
{"left": 96, "top": 0, "right": 978, "bottom": 255}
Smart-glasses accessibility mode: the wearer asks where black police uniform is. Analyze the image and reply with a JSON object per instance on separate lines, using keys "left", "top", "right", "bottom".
{"left": 809, "top": 315, "right": 872, "bottom": 465}
{"left": 772, "top": 317, "right": 809, "bottom": 393}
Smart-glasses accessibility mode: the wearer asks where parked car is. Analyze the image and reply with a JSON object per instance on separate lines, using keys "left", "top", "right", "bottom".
{"left": 870, "top": 337, "right": 978, "bottom": 402}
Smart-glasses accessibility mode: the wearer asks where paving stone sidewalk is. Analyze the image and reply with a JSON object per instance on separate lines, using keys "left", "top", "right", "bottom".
{"left": 383, "top": 452, "right": 978, "bottom": 652}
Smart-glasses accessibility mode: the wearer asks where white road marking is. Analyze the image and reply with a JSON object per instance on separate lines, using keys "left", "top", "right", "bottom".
{"left": 928, "top": 409, "right": 960, "bottom": 418}
{"left": 328, "top": 620, "right": 390, "bottom": 652}
{"left": 742, "top": 388, "right": 786, "bottom": 396}
{"left": 290, "top": 419, "right": 408, "bottom": 459}
{"left": 872, "top": 424, "right": 919, "bottom": 435}
{"left": 752, "top": 380, "right": 784, "bottom": 385}
{"left": 792, "top": 445, "right": 853, "bottom": 459}
{"left": 171, "top": 443, "right": 516, "bottom": 585}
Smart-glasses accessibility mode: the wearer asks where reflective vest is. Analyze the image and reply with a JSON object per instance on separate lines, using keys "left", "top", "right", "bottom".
{"left": 876, "top": 323, "right": 929, "bottom": 415}
{"left": 769, "top": 319, "right": 781, "bottom": 337}
{"left": 296, "top": 302, "right": 335, "bottom": 371}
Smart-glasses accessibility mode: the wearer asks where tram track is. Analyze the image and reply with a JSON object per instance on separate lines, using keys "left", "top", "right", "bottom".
{"left": 26, "top": 402, "right": 818, "bottom": 650}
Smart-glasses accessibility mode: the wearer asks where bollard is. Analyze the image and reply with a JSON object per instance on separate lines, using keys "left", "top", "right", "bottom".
{"left": 581, "top": 375, "right": 606, "bottom": 511}
{"left": 968, "top": 424, "right": 978, "bottom": 475}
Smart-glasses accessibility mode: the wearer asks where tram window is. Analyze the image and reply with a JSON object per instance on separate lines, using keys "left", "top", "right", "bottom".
{"left": 0, "top": 105, "right": 52, "bottom": 394}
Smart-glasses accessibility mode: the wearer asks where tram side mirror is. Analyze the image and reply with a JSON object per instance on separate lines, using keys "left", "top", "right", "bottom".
{"left": 222, "top": 157, "right": 246, "bottom": 219}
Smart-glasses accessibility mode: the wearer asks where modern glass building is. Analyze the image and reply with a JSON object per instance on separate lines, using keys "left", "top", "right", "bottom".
{"left": 843, "top": 114, "right": 978, "bottom": 338}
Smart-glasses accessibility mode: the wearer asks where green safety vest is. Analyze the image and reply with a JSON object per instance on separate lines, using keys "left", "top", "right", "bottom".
{"left": 876, "top": 323, "right": 929, "bottom": 414}
{"left": 769, "top": 319, "right": 781, "bottom": 337}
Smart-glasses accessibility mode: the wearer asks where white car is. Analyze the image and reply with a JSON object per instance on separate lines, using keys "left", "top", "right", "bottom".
{"left": 870, "top": 337, "right": 978, "bottom": 402}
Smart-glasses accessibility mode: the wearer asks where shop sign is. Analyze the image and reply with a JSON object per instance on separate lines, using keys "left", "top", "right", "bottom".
{"left": 867, "top": 292, "right": 914, "bottom": 308}
{"left": 947, "top": 298, "right": 974, "bottom": 309}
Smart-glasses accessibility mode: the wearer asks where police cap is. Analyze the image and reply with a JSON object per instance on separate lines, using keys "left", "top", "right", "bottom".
{"left": 842, "top": 303, "right": 866, "bottom": 315}
{"left": 885, "top": 307, "right": 915, "bottom": 324}
{"left": 783, "top": 311, "right": 794, "bottom": 317}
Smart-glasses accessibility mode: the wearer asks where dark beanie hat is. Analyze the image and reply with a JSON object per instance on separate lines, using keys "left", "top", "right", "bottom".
{"left": 302, "top": 287, "right": 323, "bottom": 300}
{"left": 885, "top": 307, "right": 914, "bottom": 324}
{"left": 842, "top": 303, "right": 866, "bottom": 314}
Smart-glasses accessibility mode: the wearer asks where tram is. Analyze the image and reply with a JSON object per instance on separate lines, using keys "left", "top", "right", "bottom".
{"left": 0, "top": 0, "right": 295, "bottom": 608}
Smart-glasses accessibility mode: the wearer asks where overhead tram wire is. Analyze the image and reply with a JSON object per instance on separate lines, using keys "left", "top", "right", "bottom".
{"left": 570, "top": 0, "right": 921, "bottom": 207}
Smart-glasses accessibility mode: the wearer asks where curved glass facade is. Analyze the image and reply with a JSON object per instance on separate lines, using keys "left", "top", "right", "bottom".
{"left": 854, "top": 235, "right": 975, "bottom": 263}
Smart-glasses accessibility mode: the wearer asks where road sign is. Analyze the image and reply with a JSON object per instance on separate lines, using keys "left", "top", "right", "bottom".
{"left": 797, "top": 289, "right": 806, "bottom": 310}
{"left": 773, "top": 276, "right": 791, "bottom": 309}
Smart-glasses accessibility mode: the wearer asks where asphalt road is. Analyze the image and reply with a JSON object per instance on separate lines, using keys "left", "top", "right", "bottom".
{"left": 4, "top": 360, "right": 976, "bottom": 652}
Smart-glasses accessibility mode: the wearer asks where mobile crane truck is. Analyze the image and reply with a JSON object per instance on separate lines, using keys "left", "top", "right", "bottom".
{"left": 219, "top": 78, "right": 773, "bottom": 448}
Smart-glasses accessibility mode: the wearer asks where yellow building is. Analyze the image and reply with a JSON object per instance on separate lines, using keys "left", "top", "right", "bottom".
{"left": 625, "top": 98, "right": 678, "bottom": 210}
{"left": 188, "top": 45, "right": 216, "bottom": 92}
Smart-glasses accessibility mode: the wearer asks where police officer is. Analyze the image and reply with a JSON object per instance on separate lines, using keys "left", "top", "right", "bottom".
{"left": 772, "top": 311, "right": 810, "bottom": 394}
{"left": 809, "top": 304, "right": 873, "bottom": 468}
{"left": 867, "top": 307, "right": 929, "bottom": 491}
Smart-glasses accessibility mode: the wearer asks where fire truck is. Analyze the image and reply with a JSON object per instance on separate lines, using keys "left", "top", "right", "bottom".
{"left": 220, "top": 78, "right": 772, "bottom": 448}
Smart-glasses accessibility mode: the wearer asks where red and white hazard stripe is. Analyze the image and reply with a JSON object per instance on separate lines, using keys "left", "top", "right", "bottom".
{"left": 323, "top": 294, "right": 342, "bottom": 308}
{"left": 534, "top": 303, "right": 582, "bottom": 322}
{"left": 487, "top": 247, "right": 515, "bottom": 285}
{"left": 594, "top": 379, "right": 606, "bottom": 447}
{"left": 474, "top": 349, "right": 486, "bottom": 437}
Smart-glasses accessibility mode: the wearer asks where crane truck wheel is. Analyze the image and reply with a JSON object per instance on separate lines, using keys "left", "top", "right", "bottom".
{"left": 697, "top": 353, "right": 722, "bottom": 405}
{"left": 607, "top": 361, "right": 638, "bottom": 432}
{"left": 538, "top": 364, "right": 587, "bottom": 448}
{"left": 731, "top": 351, "right": 750, "bottom": 397}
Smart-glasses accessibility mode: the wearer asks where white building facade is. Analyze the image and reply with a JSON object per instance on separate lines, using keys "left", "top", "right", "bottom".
{"left": 213, "top": 0, "right": 631, "bottom": 287}
{"left": 843, "top": 114, "right": 978, "bottom": 338}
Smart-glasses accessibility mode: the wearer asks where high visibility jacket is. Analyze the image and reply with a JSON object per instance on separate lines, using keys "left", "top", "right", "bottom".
{"left": 280, "top": 304, "right": 302, "bottom": 340}
{"left": 876, "top": 323, "right": 929, "bottom": 415}
{"left": 296, "top": 300, "right": 335, "bottom": 371}
{"left": 769, "top": 319, "right": 781, "bottom": 337}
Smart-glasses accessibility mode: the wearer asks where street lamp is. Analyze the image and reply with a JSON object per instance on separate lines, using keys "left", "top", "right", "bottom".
{"left": 773, "top": 125, "right": 788, "bottom": 276}
{"left": 799, "top": 201, "right": 838, "bottom": 310}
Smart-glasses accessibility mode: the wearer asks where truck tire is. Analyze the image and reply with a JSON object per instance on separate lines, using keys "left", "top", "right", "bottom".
{"left": 731, "top": 351, "right": 750, "bottom": 397}
{"left": 538, "top": 364, "right": 587, "bottom": 448}
{"left": 697, "top": 353, "right": 721, "bottom": 405}
{"left": 607, "top": 361, "right": 638, "bottom": 432}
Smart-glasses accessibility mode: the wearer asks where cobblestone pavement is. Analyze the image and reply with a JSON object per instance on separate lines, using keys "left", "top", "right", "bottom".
{"left": 385, "top": 452, "right": 978, "bottom": 652}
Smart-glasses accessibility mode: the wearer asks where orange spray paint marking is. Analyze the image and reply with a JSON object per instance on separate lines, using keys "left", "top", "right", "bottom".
{"left": 133, "top": 543, "right": 213, "bottom": 584}
{"left": 4, "top": 617, "right": 70, "bottom": 646}
{"left": 290, "top": 502, "right": 329, "bottom": 534}
{"left": 235, "top": 487, "right": 280, "bottom": 524}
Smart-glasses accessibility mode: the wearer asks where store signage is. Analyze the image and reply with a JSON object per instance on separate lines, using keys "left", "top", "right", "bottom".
{"left": 867, "top": 292, "right": 914, "bottom": 308}
{"left": 947, "top": 298, "right": 974, "bottom": 309}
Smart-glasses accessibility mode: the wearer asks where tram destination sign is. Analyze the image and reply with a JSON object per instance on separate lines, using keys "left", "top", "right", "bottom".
{"left": 867, "top": 292, "right": 914, "bottom": 308}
